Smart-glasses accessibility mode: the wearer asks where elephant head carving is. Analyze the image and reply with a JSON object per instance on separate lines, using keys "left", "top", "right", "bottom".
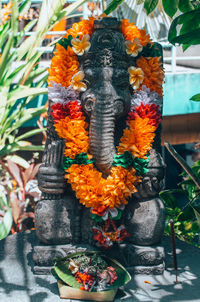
{"left": 79, "top": 18, "right": 135, "bottom": 176}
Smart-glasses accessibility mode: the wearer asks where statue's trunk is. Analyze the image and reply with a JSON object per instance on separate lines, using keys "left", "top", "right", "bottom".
{"left": 89, "top": 101, "right": 115, "bottom": 176}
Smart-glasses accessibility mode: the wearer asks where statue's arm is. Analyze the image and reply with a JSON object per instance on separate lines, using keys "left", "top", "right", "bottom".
{"left": 38, "top": 100, "right": 66, "bottom": 195}
{"left": 134, "top": 42, "right": 165, "bottom": 199}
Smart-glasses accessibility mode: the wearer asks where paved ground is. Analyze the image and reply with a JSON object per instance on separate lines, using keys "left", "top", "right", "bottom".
{"left": 0, "top": 231, "right": 200, "bottom": 302}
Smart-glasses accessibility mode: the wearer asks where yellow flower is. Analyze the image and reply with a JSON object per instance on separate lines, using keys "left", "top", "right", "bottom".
{"left": 128, "top": 66, "right": 144, "bottom": 89}
{"left": 1, "top": 1, "right": 12, "bottom": 24}
{"left": 125, "top": 38, "right": 143, "bottom": 57}
{"left": 71, "top": 71, "right": 87, "bottom": 92}
{"left": 71, "top": 34, "right": 91, "bottom": 56}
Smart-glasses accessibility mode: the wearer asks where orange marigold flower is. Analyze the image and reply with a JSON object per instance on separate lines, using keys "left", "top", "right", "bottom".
{"left": 54, "top": 117, "right": 89, "bottom": 158}
{"left": 136, "top": 56, "right": 164, "bottom": 96}
{"left": 48, "top": 44, "right": 79, "bottom": 87}
{"left": 65, "top": 164, "right": 140, "bottom": 209}
{"left": 118, "top": 116, "right": 156, "bottom": 159}
{"left": 128, "top": 103, "right": 161, "bottom": 127}
{"left": 121, "top": 19, "right": 151, "bottom": 47}
{"left": 64, "top": 17, "right": 95, "bottom": 39}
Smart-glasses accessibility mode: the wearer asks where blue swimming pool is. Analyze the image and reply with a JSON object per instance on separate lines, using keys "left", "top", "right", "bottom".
{"left": 163, "top": 73, "right": 200, "bottom": 116}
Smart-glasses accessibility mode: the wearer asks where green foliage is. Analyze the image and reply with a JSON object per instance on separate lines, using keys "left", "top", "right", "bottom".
{"left": 162, "top": 0, "right": 179, "bottom": 18}
{"left": 0, "top": 0, "right": 86, "bottom": 240}
{"left": 144, "top": 0, "right": 159, "bottom": 14}
{"left": 160, "top": 160, "right": 200, "bottom": 247}
{"left": 168, "top": 8, "right": 200, "bottom": 46}
{"left": 104, "top": 0, "right": 125, "bottom": 15}
{"left": 190, "top": 94, "right": 200, "bottom": 102}
{"left": 0, "top": 0, "right": 87, "bottom": 163}
{"left": 0, "top": 190, "right": 13, "bottom": 240}
{"left": 179, "top": 0, "right": 194, "bottom": 13}
{"left": 0, "top": 158, "right": 41, "bottom": 239}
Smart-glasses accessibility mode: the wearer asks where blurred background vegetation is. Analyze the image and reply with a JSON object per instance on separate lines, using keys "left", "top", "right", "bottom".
{"left": 0, "top": 0, "right": 199, "bottom": 246}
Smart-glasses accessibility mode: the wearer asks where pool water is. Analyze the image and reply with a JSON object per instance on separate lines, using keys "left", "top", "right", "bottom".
{"left": 163, "top": 73, "right": 200, "bottom": 116}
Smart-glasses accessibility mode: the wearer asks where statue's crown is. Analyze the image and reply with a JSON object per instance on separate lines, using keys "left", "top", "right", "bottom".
{"left": 79, "top": 18, "right": 135, "bottom": 69}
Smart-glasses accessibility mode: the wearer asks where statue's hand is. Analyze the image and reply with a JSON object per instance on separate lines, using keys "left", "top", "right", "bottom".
{"left": 134, "top": 176, "right": 163, "bottom": 199}
{"left": 134, "top": 149, "right": 165, "bottom": 199}
{"left": 38, "top": 140, "right": 66, "bottom": 194}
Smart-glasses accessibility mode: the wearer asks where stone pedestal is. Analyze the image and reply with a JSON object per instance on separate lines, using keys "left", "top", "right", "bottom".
{"left": 33, "top": 242, "right": 165, "bottom": 275}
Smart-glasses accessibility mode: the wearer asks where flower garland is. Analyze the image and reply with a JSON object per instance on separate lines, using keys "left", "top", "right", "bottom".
{"left": 48, "top": 18, "right": 164, "bottom": 248}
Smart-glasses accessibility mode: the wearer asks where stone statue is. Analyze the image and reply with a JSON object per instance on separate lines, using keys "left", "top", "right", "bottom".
{"left": 34, "top": 17, "right": 165, "bottom": 274}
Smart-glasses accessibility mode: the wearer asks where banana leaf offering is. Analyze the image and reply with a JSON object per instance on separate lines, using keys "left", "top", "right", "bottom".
{"left": 52, "top": 251, "right": 131, "bottom": 301}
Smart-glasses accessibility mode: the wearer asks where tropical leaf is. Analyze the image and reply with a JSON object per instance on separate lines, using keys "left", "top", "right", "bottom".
{"left": 0, "top": 141, "right": 44, "bottom": 157}
{"left": 0, "top": 190, "right": 7, "bottom": 209}
{"left": 5, "top": 155, "right": 30, "bottom": 169}
{"left": 10, "top": 191, "right": 21, "bottom": 224}
{"left": 104, "top": 0, "right": 126, "bottom": 15}
{"left": 0, "top": 209, "right": 13, "bottom": 240}
{"left": 7, "top": 159, "right": 23, "bottom": 188}
{"left": 178, "top": 0, "right": 194, "bottom": 13}
{"left": 162, "top": 0, "right": 179, "bottom": 18}
{"left": 8, "top": 86, "right": 47, "bottom": 102}
{"left": 190, "top": 94, "right": 200, "bottom": 102}
{"left": 15, "top": 128, "right": 46, "bottom": 142}
{"left": 168, "top": 9, "right": 200, "bottom": 46}
{"left": 191, "top": 207, "right": 200, "bottom": 227}
{"left": 144, "top": 0, "right": 159, "bottom": 15}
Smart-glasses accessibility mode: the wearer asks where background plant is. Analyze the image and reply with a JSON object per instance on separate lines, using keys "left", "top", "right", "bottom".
{"left": 0, "top": 156, "right": 41, "bottom": 239}
{"left": 0, "top": 0, "right": 87, "bottom": 239}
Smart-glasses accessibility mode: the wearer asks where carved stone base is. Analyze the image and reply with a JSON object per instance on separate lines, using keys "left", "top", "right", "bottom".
{"left": 33, "top": 242, "right": 165, "bottom": 275}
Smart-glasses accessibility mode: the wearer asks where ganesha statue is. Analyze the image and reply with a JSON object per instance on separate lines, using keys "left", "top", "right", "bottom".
{"left": 34, "top": 17, "right": 165, "bottom": 274}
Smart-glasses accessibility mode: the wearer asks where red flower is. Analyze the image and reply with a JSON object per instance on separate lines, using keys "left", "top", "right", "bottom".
{"left": 50, "top": 101, "right": 83, "bottom": 123}
{"left": 93, "top": 227, "right": 112, "bottom": 249}
{"left": 50, "top": 103, "right": 68, "bottom": 123}
{"left": 92, "top": 205, "right": 108, "bottom": 216}
{"left": 128, "top": 103, "right": 161, "bottom": 127}
{"left": 65, "top": 101, "right": 83, "bottom": 119}
{"left": 116, "top": 228, "right": 130, "bottom": 242}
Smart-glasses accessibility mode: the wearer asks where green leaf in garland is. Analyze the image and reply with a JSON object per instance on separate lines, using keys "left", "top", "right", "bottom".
{"left": 113, "top": 151, "right": 134, "bottom": 169}
{"left": 134, "top": 157, "right": 149, "bottom": 175}
{"left": 111, "top": 209, "right": 122, "bottom": 220}
{"left": 112, "top": 151, "right": 149, "bottom": 175}
{"left": 58, "top": 35, "right": 79, "bottom": 49}
{"left": 140, "top": 43, "right": 163, "bottom": 58}
{"left": 63, "top": 153, "right": 94, "bottom": 169}
{"left": 91, "top": 214, "right": 104, "bottom": 222}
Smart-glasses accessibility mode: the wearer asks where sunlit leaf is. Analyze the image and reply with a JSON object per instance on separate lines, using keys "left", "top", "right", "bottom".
{"left": 0, "top": 209, "right": 13, "bottom": 240}
{"left": 190, "top": 94, "right": 200, "bottom": 102}
{"left": 178, "top": 0, "right": 193, "bottom": 13}
{"left": 162, "top": 0, "right": 179, "bottom": 18}
{"left": 192, "top": 207, "right": 200, "bottom": 227}
{"left": 7, "top": 159, "right": 23, "bottom": 188}
{"left": 10, "top": 191, "right": 21, "bottom": 224}
{"left": 6, "top": 155, "right": 30, "bottom": 169}
{"left": 168, "top": 9, "right": 200, "bottom": 45}
{"left": 144, "top": 0, "right": 159, "bottom": 15}
{"left": 104, "top": 0, "right": 125, "bottom": 15}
